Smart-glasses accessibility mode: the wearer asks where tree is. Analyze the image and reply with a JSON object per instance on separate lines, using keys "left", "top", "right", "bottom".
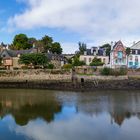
{"left": 50, "top": 42, "right": 62, "bottom": 54}
{"left": 78, "top": 42, "right": 87, "bottom": 54}
{"left": 19, "top": 53, "right": 48, "bottom": 67}
{"left": 13, "top": 34, "right": 32, "bottom": 50}
{"left": 72, "top": 56, "right": 85, "bottom": 66}
{"left": 35, "top": 40, "right": 44, "bottom": 53}
{"left": 28, "top": 37, "right": 37, "bottom": 45}
{"left": 100, "top": 43, "right": 111, "bottom": 56}
{"left": 41, "top": 35, "right": 53, "bottom": 52}
{"left": 90, "top": 57, "right": 104, "bottom": 66}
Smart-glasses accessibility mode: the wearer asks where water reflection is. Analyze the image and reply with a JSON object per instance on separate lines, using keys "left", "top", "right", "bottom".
{"left": 0, "top": 89, "right": 140, "bottom": 140}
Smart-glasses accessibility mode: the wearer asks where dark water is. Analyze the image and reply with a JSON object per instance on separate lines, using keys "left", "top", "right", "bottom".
{"left": 0, "top": 89, "right": 140, "bottom": 140}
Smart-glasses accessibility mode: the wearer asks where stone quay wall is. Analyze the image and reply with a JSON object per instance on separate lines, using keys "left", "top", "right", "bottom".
{"left": 0, "top": 70, "right": 139, "bottom": 91}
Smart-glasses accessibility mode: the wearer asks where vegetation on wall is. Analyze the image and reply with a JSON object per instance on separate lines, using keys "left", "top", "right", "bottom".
{"left": 100, "top": 67, "right": 127, "bottom": 76}
{"left": 90, "top": 57, "right": 104, "bottom": 66}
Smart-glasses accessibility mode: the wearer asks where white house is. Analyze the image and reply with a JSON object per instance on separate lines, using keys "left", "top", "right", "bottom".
{"left": 128, "top": 41, "right": 140, "bottom": 69}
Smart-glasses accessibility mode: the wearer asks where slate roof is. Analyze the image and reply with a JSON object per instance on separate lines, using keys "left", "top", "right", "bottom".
{"left": 130, "top": 41, "right": 140, "bottom": 49}
{"left": 45, "top": 53, "right": 66, "bottom": 61}
{"left": 0, "top": 48, "right": 36, "bottom": 58}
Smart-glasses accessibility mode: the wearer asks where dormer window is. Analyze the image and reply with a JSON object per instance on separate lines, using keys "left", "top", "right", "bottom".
{"left": 3, "top": 54, "right": 6, "bottom": 57}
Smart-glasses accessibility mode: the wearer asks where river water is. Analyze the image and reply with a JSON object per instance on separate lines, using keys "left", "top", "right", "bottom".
{"left": 0, "top": 89, "right": 140, "bottom": 140}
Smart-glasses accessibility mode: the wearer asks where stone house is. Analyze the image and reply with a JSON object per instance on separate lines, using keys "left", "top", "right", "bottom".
{"left": 110, "top": 41, "right": 127, "bottom": 68}
{"left": 0, "top": 48, "right": 37, "bottom": 70}
{"left": 46, "top": 53, "right": 67, "bottom": 69}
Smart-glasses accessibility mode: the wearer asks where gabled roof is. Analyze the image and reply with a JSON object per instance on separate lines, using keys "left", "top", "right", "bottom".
{"left": 0, "top": 48, "right": 36, "bottom": 58}
{"left": 113, "top": 41, "right": 123, "bottom": 49}
{"left": 111, "top": 41, "right": 126, "bottom": 52}
{"left": 130, "top": 41, "right": 140, "bottom": 49}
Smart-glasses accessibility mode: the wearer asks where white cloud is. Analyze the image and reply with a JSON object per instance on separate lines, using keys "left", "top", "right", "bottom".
{"left": 7, "top": 0, "right": 140, "bottom": 48}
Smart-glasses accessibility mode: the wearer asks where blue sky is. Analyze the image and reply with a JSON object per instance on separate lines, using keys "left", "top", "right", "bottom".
{"left": 1, "top": 0, "right": 140, "bottom": 53}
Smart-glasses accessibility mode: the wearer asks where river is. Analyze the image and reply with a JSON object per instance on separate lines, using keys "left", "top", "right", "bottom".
{"left": 0, "top": 89, "right": 140, "bottom": 140}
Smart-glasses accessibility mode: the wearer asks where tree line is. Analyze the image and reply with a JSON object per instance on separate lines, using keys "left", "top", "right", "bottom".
{"left": 10, "top": 34, "right": 63, "bottom": 54}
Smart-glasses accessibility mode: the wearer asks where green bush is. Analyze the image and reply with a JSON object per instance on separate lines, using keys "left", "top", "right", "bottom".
{"left": 47, "top": 64, "right": 54, "bottom": 69}
{"left": 100, "top": 67, "right": 127, "bottom": 76}
{"left": 90, "top": 57, "right": 104, "bottom": 66}
{"left": 100, "top": 67, "right": 111, "bottom": 75}
{"left": 62, "top": 64, "right": 72, "bottom": 69}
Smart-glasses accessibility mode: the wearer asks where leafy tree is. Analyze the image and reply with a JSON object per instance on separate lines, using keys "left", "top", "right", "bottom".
{"left": 13, "top": 34, "right": 32, "bottom": 50}
{"left": 78, "top": 42, "right": 87, "bottom": 54}
{"left": 90, "top": 57, "right": 104, "bottom": 66}
{"left": 50, "top": 42, "right": 62, "bottom": 54}
{"left": 28, "top": 37, "right": 37, "bottom": 45}
{"left": 35, "top": 40, "right": 44, "bottom": 53}
{"left": 19, "top": 53, "right": 48, "bottom": 67}
{"left": 72, "top": 56, "right": 85, "bottom": 66}
{"left": 100, "top": 43, "right": 111, "bottom": 56}
{"left": 126, "top": 47, "right": 131, "bottom": 56}
{"left": 41, "top": 35, "right": 53, "bottom": 52}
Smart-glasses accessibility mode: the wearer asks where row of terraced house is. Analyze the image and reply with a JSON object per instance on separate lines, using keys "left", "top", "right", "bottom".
{"left": 80, "top": 40, "right": 140, "bottom": 69}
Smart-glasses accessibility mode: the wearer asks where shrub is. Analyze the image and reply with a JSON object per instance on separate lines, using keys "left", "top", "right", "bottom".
{"left": 62, "top": 64, "right": 72, "bottom": 69}
{"left": 47, "top": 64, "right": 54, "bottom": 69}
{"left": 100, "top": 67, "right": 127, "bottom": 76}
{"left": 90, "top": 57, "right": 104, "bottom": 66}
{"left": 100, "top": 67, "right": 111, "bottom": 75}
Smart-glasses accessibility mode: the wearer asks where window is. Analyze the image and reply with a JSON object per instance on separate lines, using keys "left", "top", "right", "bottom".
{"left": 129, "top": 62, "right": 133, "bottom": 66}
{"left": 136, "top": 50, "right": 138, "bottom": 55}
{"left": 135, "top": 56, "right": 138, "bottom": 66}
{"left": 118, "top": 51, "right": 123, "bottom": 59}
{"left": 3, "top": 54, "right": 6, "bottom": 57}
{"left": 84, "top": 57, "right": 87, "bottom": 63}
{"left": 132, "top": 50, "right": 135, "bottom": 54}
{"left": 135, "top": 56, "right": 138, "bottom": 62}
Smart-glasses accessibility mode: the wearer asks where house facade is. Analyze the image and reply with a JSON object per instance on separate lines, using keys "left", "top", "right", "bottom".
{"left": 110, "top": 41, "right": 127, "bottom": 68}
{"left": 0, "top": 48, "right": 37, "bottom": 70}
{"left": 128, "top": 41, "right": 140, "bottom": 68}
{"left": 79, "top": 47, "right": 109, "bottom": 65}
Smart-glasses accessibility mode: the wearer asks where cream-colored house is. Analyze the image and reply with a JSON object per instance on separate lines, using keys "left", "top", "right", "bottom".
{"left": 80, "top": 55, "right": 109, "bottom": 65}
{"left": 79, "top": 46, "right": 109, "bottom": 66}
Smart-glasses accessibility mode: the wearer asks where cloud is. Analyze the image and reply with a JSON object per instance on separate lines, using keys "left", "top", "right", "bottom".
{"left": 7, "top": 0, "right": 140, "bottom": 46}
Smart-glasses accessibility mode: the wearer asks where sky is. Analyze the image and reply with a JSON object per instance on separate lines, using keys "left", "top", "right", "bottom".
{"left": 1, "top": 0, "right": 140, "bottom": 53}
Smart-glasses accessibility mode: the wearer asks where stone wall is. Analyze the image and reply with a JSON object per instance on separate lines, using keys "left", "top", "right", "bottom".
{"left": 0, "top": 69, "right": 139, "bottom": 91}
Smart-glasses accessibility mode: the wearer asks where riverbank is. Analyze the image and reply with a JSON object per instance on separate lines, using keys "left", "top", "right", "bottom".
{"left": 0, "top": 79, "right": 139, "bottom": 91}
{"left": 0, "top": 69, "right": 139, "bottom": 91}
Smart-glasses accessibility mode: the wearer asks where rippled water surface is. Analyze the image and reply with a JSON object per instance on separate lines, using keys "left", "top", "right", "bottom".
{"left": 0, "top": 89, "right": 140, "bottom": 140}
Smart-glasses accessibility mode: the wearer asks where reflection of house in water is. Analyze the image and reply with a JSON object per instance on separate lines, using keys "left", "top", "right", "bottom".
{"left": 0, "top": 92, "right": 62, "bottom": 126}
{"left": 76, "top": 92, "right": 140, "bottom": 126}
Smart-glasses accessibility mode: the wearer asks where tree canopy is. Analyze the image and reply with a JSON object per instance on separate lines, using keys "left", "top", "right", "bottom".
{"left": 12, "top": 34, "right": 32, "bottom": 50}
{"left": 126, "top": 47, "right": 131, "bottom": 56}
{"left": 100, "top": 43, "right": 111, "bottom": 56}
{"left": 19, "top": 53, "right": 48, "bottom": 67}
{"left": 11, "top": 34, "right": 63, "bottom": 54}
{"left": 78, "top": 42, "right": 87, "bottom": 54}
